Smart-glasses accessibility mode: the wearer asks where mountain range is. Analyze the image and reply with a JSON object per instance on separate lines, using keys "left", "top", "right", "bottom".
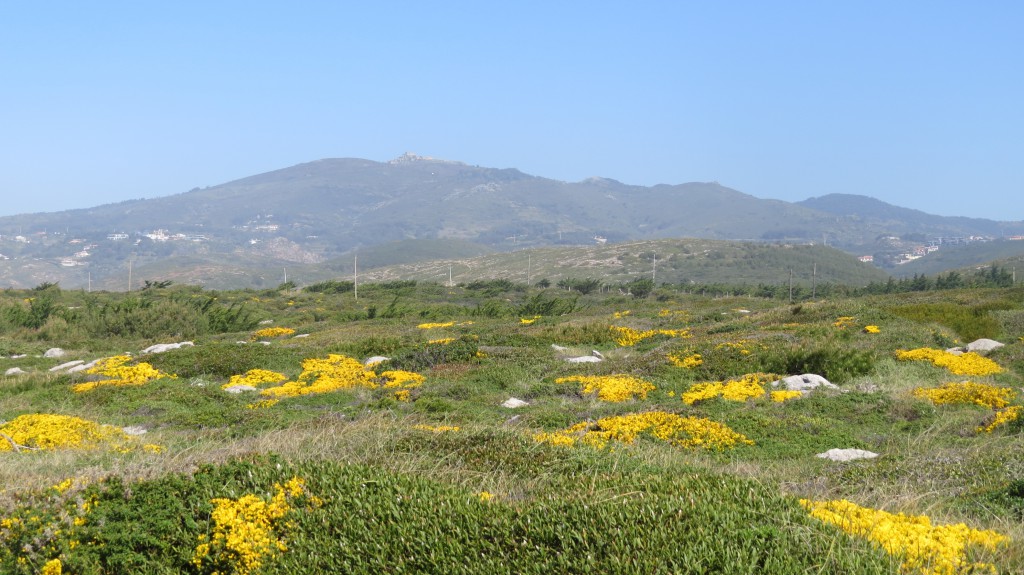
{"left": 1, "top": 153, "right": 1022, "bottom": 290}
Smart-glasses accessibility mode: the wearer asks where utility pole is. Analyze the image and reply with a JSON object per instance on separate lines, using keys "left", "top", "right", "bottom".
{"left": 283, "top": 267, "right": 287, "bottom": 284}
{"left": 789, "top": 268, "right": 794, "bottom": 303}
{"left": 354, "top": 255, "right": 358, "bottom": 300}
{"left": 127, "top": 260, "right": 132, "bottom": 293}
{"left": 448, "top": 264, "right": 453, "bottom": 287}
{"left": 811, "top": 262, "right": 817, "bottom": 299}
{"left": 652, "top": 252, "right": 657, "bottom": 282}
{"left": 527, "top": 254, "right": 531, "bottom": 286}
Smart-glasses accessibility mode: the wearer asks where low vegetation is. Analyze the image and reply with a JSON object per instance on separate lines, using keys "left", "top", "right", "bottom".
{"left": 1, "top": 279, "right": 1023, "bottom": 573}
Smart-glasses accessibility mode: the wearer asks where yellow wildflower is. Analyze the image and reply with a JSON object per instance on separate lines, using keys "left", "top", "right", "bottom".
{"left": 801, "top": 498, "right": 1008, "bottom": 575}
{"left": 896, "top": 348, "right": 1002, "bottom": 376}
{"left": 417, "top": 321, "right": 455, "bottom": 329}
{"left": 912, "top": 381, "right": 1014, "bottom": 409}
{"left": 977, "top": 406, "right": 1023, "bottom": 433}
{"left": 251, "top": 327, "right": 296, "bottom": 340}
{"left": 863, "top": 325, "right": 881, "bottom": 334}
{"left": 73, "top": 355, "right": 176, "bottom": 392}
{"left": 223, "top": 369, "right": 288, "bottom": 390}
{"left": 681, "top": 373, "right": 773, "bottom": 405}
{"left": 555, "top": 374, "right": 656, "bottom": 402}
{"left": 0, "top": 414, "right": 138, "bottom": 452}
{"left": 535, "top": 411, "right": 753, "bottom": 450}
{"left": 667, "top": 353, "right": 703, "bottom": 369}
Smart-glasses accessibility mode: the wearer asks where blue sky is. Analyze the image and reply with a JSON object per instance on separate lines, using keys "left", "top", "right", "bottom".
{"left": 2, "top": 1, "right": 1021, "bottom": 220}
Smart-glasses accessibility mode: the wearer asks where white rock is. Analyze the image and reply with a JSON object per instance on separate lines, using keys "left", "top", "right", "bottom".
{"left": 364, "top": 356, "right": 390, "bottom": 366}
{"left": 121, "top": 426, "right": 148, "bottom": 436}
{"left": 566, "top": 356, "right": 602, "bottom": 363}
{"left": 43, "top": 347, "right": 65, "bottom": 358}
{"left": 816, "top": 448, "right": 879, "bottom": 462}
{"left": 223, "top": 385, "right": 258, "bottom": 394}
{"left": 551, "top": 344, "right": 568, "bottom": 352}
{"left": 771, "top": 374, "right": 838, "bottom": 393}
{"left": 258, "top": 319, "right": 275, "bottom": 325}
{"left": 591, "top": 350, "right": 605, "bottom": 359}
{"left": 502, "top": 398, "right": 530, "bottom": 409}
{"left": 11, "top": 354, "right": 26, "bottom": 359}
{"left": 965, "top": 338, "right": 1004, "bottom": 353}
{"left": 5, "top": 367, "right": 27, "bottom": 376}
{"left": 945, "top": 348, "right": 965, "bottom": 356}
{"left": 49, "top": 360, "right": 85, "bottom": 372}
{"left": 67, "top": 359, "right": 102, "bottom": 374}
{"left": 141, "top": 341, "right": 194, "bottom": 354}
{"left": 293, "top": 333, "right": 310, "bottom": 338}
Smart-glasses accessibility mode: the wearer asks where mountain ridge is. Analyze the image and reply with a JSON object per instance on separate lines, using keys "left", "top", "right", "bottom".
{"left": 1, "top": 155, "right": 1022, "bottom": 289}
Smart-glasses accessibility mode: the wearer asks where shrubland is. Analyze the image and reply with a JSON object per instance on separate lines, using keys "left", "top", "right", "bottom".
{"left": 1, "top": 279, "right": 1023, "bottom": 573}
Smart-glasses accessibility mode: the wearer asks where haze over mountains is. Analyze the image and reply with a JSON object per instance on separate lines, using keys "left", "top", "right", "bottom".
{"left": 1, "top": 154, "right": 1022, "bottom": 290}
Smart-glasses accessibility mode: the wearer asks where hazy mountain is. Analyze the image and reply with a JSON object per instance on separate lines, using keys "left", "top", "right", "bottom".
{"left": 0, "top": 154, "right": 1021, "bottom": 290}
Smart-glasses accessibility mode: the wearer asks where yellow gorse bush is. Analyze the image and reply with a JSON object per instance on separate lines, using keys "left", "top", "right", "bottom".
{"left": 801, "top": 498, "right": 1008, "bottom": 575}
{"left": 259, "top": 354, "right": 424, "bottom": 400}
{"left": 427, "top": 337, "right": 455, "bottom": 345}
{"left": 667, "top": 352, "right": 703, "bottom": 369}
{"left": 770, "top": 390, "right": 803, "bottom": 402}
{"left": 833, "top": 316, "right": 856, "bottom": 328}
{"left": 863, "top": 325, "right": 881, "bottom": 334}
{"left": 610, "top": 326, "right": 691, "bottom": 346}
{"left": 193, "top": 477, "right": 320, "bottom": 575}
{"left": 554, "top": 374, "right": 656, "bottom": 402}
{"left": 978, "top": 406, "right": 1023, "bottom": 433}
{"left": 535, "top": 411, "right": 753, "bottom": 450}
{"left": 251, "top": 327, "right": 296, "bottom": 340}
{"left": 681, "top": 373, "right": 774, "bottom": 405}
{"left": 223, "top": 369, "right": 288, "bottom": 390}
{"left": 0, "top": 414, "right": 156, "bottom": 453}
{"left": 73, "top": 355, "right": 176, "bottom": 392}
{"left": 417, "top": 321, "right": 455, "bottom": 329}
{"left": 895, "top": 348, "right": 1003, "bottom": 376}
{"left": 912, "top": 381, "right": 1014, "bottom": 409}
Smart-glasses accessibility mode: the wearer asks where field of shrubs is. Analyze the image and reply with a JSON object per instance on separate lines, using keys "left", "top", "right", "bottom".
{"left": 1, "top": 279, "right": 1023, "bottom": 574}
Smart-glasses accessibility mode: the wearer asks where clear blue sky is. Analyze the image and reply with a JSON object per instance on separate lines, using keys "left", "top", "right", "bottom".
{"left": 2, "top": 1, "right": 1022, "bottom": 220}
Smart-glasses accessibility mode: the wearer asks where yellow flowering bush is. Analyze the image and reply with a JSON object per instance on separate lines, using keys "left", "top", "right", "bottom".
{"left": 519, "top": 316, "right": 540, "bottom": 325}
{"left": 895, "top": 348, "right": 1003, "bottom": 376}
{"left": 770, "top": 390, "right": 803, "bottom": 402}
{"left": 978, "top": 406, "right": 1023, "bottom": 433}
{"left": 477, "top": 491, "right": 494, "bottom": 502}
{"left": 801, "top": 498, "right": 1008, "bottom": 575}
{"left": 912, "top": 381, "right": 1014, "bottom": 409}
{"left": 612, "top": 310, "right": 631, "bottom": 319}
{"left": 73, "top": 355, "right": 176, "bottom": 392}
{"left": 417, "top": 321, "right": 455, "bottom": 329}
{"left": 610, "top": 326, "right": 691, "bottom": 346}
{"left": 833, "top": 316, "right": 856, "bottom": 329}
{"left": 259, "top": 355, "right": 425, "bottom": 400}
{"left": 681, "top": 373, "right": 774, "bottom": 405}
{"left": 193, "top": 477, "right": 320, "bottom": 575}
{"left": 427, "top": 337, "right": 455, "bottom": 345}
{"left": 0, "top": 414, "right": 150, "bottom": 453}
{"left": 535, "top": 411, "right": 753, "bottom": 450}
{"left": 246, "top": 399, "right": 279, "bottom": 410}
{"left": 41, "top": 559, "right": 62, "bottom": 575}
{"left": 250, "top": 327, "right": 296, "bottom": 340}
{"left": 223, "top": 369, "right": 288, "bottom": 390}
{"left": 667, "top": 352, "right": 703, "bottom": 369}
{"left": 554, "top": 374, "right": 656, "bottom": 402}
{"left": 863, "top": 325, "right": 881, "bottom": 334}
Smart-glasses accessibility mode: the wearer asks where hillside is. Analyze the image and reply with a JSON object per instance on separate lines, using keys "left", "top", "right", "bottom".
{"left": 891, "top": 239, "right": 1024, "bottom": 277}
{"left": 0, "top": 155, "right": 1022, "bottom": 290}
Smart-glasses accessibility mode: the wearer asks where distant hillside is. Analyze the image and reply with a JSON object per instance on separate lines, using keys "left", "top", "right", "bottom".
{"left": 0, "top": 155, "right": 1021, "bottom": 290}
{"left": 893, "top": 239, "right": 1024, "bottom": 277}
{"left": 323, "top": 239, "right": 889, "bottom": 289}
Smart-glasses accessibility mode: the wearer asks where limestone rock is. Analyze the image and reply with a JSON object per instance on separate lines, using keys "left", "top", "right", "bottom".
{"left": 502, "top": 398, "right": 529, "bottom": 409}
{"left": 122, "top": 426, "right": 148, "bottom": 436}
{"left": 223, "top": 385, "right": 258, "bottom": 394}
{"left": 364, "top": 356, "right": 390, "bottom": 366}
{"left": 551, "top": 344, "right": 568, "bottom": 352}
{"left": 141, "top": 341, "right": 194, "bottom": 354}
{"left": 771, "top": 374, "right": 838, "bottom": 393}
{"left": 816, "top": 448, "right": 879, "bottom": 462}
{"left": 965, "top": 338, "right": 1004, "bottom": 353}
{"left": 566, "top": 356, "right": 602, "bottom": 363}
{"left": 5, "top": 367, "right": 27, "bottom": 376}
{"left": 43, "top": 348, "right": 65, "bottom": 358}
{"left": 49, "top": 360, "right": 85, "bottom": 372}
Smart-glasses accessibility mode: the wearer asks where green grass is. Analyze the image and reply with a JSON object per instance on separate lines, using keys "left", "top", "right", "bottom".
{"left": 1, "top": 282, "right": 1023, "bottom": 572}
